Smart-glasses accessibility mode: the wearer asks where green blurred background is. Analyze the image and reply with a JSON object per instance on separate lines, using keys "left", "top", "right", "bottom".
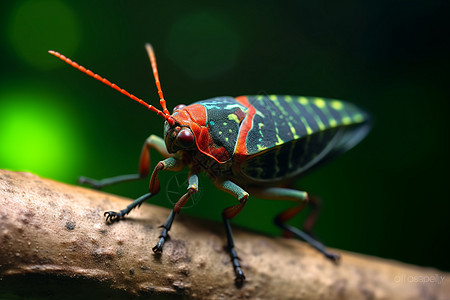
{"left": 1, "top": 0, "right": 448, "bottom": 273}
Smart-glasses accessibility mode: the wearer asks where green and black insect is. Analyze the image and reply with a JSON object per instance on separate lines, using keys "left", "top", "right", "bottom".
{"left": 49, "top": 44, "right": 371, "bottom": 284}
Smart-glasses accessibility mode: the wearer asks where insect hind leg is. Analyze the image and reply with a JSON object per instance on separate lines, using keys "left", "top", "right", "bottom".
{"left": 249, "top": 186, "right": 339, "bottom": 263}
{"left": 302, "top": 194, "right": 322, "bottom": 237}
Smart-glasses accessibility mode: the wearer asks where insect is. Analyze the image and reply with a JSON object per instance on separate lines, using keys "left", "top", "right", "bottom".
{"left": 49, "top": 44, "right": 370, "bottom": 284}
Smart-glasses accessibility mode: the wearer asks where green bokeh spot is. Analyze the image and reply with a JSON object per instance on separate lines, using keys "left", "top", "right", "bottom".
{"left": 8, "top": 0, "right": 81, "bottom": 69}
{"left": 0, "top": 86, "right": 84, "bottom": 181}
{"left": 167, "top": 11, "right": 240, "bottom": 80}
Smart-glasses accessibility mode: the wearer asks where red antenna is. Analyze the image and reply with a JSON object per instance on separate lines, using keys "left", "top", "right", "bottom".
{"left": 48, "top": 47, "right": 175, "bottom": 126}
{"left": 145, "top": 43, "right": 170, "bottom": 117}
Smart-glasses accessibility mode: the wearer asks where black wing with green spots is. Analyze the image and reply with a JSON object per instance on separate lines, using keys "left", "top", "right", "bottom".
{"left": 241, "top": 95, "right": 370, "bottom": 182}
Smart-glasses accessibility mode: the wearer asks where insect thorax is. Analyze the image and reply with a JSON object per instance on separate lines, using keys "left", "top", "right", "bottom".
{"left": 188, "top": 149, "right": 234, "bottom": 180}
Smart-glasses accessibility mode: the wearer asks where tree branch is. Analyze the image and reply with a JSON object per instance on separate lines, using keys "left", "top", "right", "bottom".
{"left": 0, "top": 170, "right": 448, "bottom": 299}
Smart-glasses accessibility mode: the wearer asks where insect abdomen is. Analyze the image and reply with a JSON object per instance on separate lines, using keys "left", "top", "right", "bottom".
{"left": 243, "top": 95, "right": 367, "bottom": 154}
{"left": 238, "top": 95, "right": 370, "bottom": 182}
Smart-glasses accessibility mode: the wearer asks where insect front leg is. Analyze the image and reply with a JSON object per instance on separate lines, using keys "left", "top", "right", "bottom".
{"left": 249, "top": 186, "right": 340, "bottom": 262}
{"left": 79, "top": 135, "right": 171, "bottom": 189}
{"left": 216, "top": 180, "right": 249, "bottom": 285}
{"left": 104, "top": 156, "right": 184, "bottom": 222}
{"left": 152, "top": 172, "right": 199, "bottom": 253}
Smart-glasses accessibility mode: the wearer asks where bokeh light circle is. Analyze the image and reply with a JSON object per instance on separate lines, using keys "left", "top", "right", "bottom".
{"left": 0, "top": 84, "right": 85, "bottom": 181}
{"left": 8, "top": 0, "right": 81, "bottom": 69}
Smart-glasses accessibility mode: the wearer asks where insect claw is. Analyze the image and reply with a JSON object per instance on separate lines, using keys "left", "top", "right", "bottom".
{"left": 152, "top": 244, "right": 163, "bottom": 254}
{"left": 234, "top": 272, "right": 246, "bottom": 287}
{"left": 325, "top": 252, "right": 341, "bottom": 264}
{"left": 152, "top": 234, "right": 169, "bottom": 254}
{"left": 104, "top": 211, "right": 123, "bottom": 223}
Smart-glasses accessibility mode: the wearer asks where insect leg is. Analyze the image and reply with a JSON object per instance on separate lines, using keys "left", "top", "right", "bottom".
{"left": 216, "top": 180, "right": 249, "bottom": 285}
{"left": 104, "top": 192, "right": 152, "bottom": 223}
{"left": 104, "top": 156, "right": 184, "bottom": 222}
{"left": 79, "top": 135, "right": 173, "bottom": 189}
{"left": 152, "top": 173, "right": 198, "bottom": 253}
{"left": 302, "top": 194, "right": 322, "bottom": 237}
{"left": 249, "top": 187, "right": 340, "bottom": 262}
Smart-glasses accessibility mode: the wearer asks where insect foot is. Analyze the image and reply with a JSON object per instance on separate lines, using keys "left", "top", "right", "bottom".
{"left": 152, "top": 226, "right": 170, "bottom": 254}
{"left": 234, "top": 265, "right": 246, "bottom": 287}
{"left": 78, "top": 176, "right": 103, "bottom": 189}
{"left": 326, "top": 252, "right": 341, "bottom": 264}
{"left": 152, "top": 243, "right": 163, "bottom": 254}
{"left": 152, "top": 210, "right": 175, "bottom": 254}
{"left": 104, "top": 211, "right": 125, "bottom": 223}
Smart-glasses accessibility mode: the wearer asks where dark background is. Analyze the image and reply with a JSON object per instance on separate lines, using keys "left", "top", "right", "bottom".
{"left": 1, "top": 0, "right": 449, "bottom": 272}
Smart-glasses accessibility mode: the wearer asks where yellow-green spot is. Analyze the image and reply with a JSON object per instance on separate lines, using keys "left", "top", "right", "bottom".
{"left": 225, "top": 137, "right": 229, "bottom": 142}
{"left": 227, "top": 113, "right": 240, "bottom": 123}
{"left": 285, "top": 95, "right": 293, "bottom": 102}
{"left": 228, "top": 129, "right": 232, "bottom": 133}
{"left": 275, "top": 127, "right": 284, "bottom": 145}
{"left": 269, "top": 95, "right": 277, "bottom": 101}
{"left": 298, "top": 114, "right": 313, "bottom": 135}
{"left": 299, "top": 97, "right": 308, "bottom": 105}
{"left": 290, "top": 125, "right": 300, "bottom": 139}
{"left": 331, "top": 100, "right": 343, "bottom": 110}
{"left": 329, "top": 119, "right": 338, "bottom": 127}
{"left": 257, "top": 144, "right": 267, "bottom": 151}
{"left": 315, "top": 117, "right": 325, "bottom": 131}
{"left": 342, "top": 116, "right": 351, "bottom": 125}
{"left": 275, "top": 135, "right": 284, "bottom": 145}
{"left": 255, "top": 110, "right": 265, "bottom": 118}
{"left": 314, "top": 98, "right": 325, "bottom": 108}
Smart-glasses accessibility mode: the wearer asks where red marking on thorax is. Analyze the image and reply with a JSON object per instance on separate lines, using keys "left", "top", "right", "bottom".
{"left": 173, "top": 104, "right": 230, "bottom": 163}
{"left": 234, "top": 96, "right": 256, "bottom": 160}
{"left": 184, "top": 104, "right": 207, "bottom": 126}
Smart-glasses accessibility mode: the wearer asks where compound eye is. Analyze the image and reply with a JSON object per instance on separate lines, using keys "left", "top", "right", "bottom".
{"left": 173, "top": 104, "right": 186, "bottom": 112}
{"left": 177, "top": 129, "right": 195, "bottom": 148}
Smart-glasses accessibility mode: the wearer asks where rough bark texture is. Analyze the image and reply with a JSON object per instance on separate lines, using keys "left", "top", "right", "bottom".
{"left": 0, "top": 169, "right": 448, "bottom": 299}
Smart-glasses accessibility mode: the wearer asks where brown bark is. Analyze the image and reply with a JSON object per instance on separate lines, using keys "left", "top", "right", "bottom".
{"left": 0, "top": 169, "right": 448, "bottom": 299}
